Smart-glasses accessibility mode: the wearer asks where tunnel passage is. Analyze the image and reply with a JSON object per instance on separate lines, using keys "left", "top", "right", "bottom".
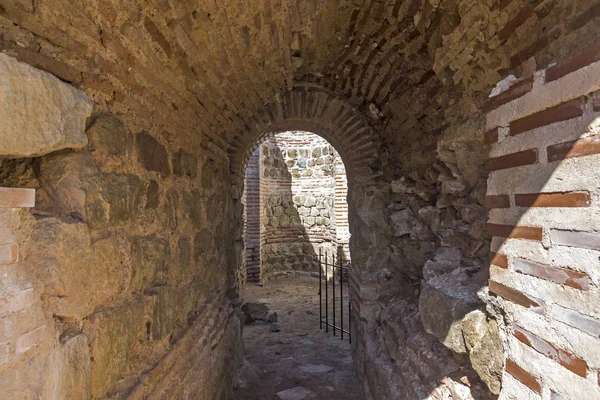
{"left": 242, "top": 131, "right": 350, "bottom": 282}
{"left": 0, "top": 1, "right": 599, "bottom": 399}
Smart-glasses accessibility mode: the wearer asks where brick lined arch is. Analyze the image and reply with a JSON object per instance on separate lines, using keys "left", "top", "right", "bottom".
{"left": 229, "top": 85, "right": 383, "bottom": 182}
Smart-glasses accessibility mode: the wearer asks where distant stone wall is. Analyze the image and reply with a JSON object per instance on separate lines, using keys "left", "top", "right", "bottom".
{"left": 247, "top": 132, "right": 349, "bottom": 280}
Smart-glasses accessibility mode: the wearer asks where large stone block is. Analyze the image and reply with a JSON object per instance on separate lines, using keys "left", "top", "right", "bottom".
{"left": 57, "top": 334, "right": 91, "bottom": 399}
{"left": 0, "top": 54, "right": 92, "bottom": 157}
{"left": 462, "top": 312, "right": 504, "bottom": 395}
{"left": 130, "top": 235, "right": 170, "bottom": 291}
{"left": 38, "top": 152, "right": 145, "bottom": 228}
{"left": 24, "top": 218, "right": 124, "bottom": 319}
{"left": 136, "top": 132, "right": 171, "bottom": 176}
{"left": 419, "top": 271, "right": 482, "bottom": 354}
{"left": 86, "top": 114, "right": 133, "bottom": 157}
{"left": 84, "top": 295, "right": 145, "bottom": 399}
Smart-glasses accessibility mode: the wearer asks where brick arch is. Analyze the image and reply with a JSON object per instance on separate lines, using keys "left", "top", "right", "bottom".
{"left": 228, "top": 85, "right": 383, "bottom": 182}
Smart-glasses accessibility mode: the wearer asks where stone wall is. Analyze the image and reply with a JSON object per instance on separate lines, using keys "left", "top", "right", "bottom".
{"left": 258, "top": 132, "right": 349, "bottom": 279}
{"left": 0, "top": 54, "right": 242, "bottom": 400}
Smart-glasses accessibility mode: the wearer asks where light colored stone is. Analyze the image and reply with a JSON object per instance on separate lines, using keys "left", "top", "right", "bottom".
{"left": 276, "top": 386, "right": 315, "bottom": 400}
{"left": 0, "top": 53, "right": 92, "bottom": 157}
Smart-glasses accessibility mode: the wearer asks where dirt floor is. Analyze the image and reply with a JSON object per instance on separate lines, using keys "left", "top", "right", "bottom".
{"left": 233, "top": 275, "right": 365, "bottom": 400}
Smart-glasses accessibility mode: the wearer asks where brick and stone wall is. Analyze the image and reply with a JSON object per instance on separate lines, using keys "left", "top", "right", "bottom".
{"left": 243, "top": 149, "right": 261, "bottom": 282}
{"left": 0, "top": 54, "right": 243, "bottom": 399}
{"left": 246, "top": 131, "right": 350, "bottom": 281}
{"left": 484, "top": 48, "right": 600, "bottom": 400}
{"left": 0, "top": 1, "right": 599, "bottom": 399}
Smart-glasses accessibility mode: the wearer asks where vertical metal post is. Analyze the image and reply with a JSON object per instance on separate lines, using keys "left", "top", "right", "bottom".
{"left": 340, "top": 258, "right": 344, "bottom": 340}
{"left": 325, "top": 252, "right": 329, "bottom": 333}
{"left": 348, "top": 301, "right": 352, "bottom": 344}
{"left": 332, "top": 251, "right": 336, "bottom": 336}
{"left": 319, "top": 249, "right": 322, "bottom": 330}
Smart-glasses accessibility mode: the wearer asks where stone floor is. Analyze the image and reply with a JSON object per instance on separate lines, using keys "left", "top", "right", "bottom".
{"left": 233, "top": 275, "right": 364, "bottom": 400}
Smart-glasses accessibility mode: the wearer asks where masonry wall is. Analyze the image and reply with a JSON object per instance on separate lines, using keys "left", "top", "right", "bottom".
{"left": 484, "top": 51, "right": 600, "bottom": 400}
{"left": 243, "top": 149, "right": 261, "bottom": 282}
{"left": 258, "top": 132, "right": 349, "bottom": 279}
{"left": 0, "top": 55, "right": 242, "bottom": 400}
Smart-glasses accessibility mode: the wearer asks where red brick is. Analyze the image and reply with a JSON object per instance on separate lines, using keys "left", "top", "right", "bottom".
{"left": 505, "top": 358, "right": 542, "bottom": 394}
{"left": 514, "top": 258, "right": 589, "bottom": 290}
{"left": 16, "top": 326, "right": 45, "bottom": 354}
{"left": 547, "top": 136, "right": 600, "bottom": 162}
{"left": 0, "top": 288, "right": 35, "bottom": 317}
{"left": 0, "top": 243, "right": 18, "bottom": 265}
{"left": 489, "top": 280, "right": 544, "bottom": 314}
{"left": 514, "top": 326, "right": 588, "bottom": 377}
{"left": 483, "top": 77, "right": 534, "bottom": 114}
{"left": 144, "top": 16, "right": 172, "bottom": 57}
{"left": 490, "top": 252, "right": 508, "bottom": 268}
{"left": 485, "top": 195, "right": 510, "bottom": 209}
{"left": 484, "top": 127, "right": 499, "bottom": 144}
{"left": 510, "top": 97, "right": 584, "bottom": 136}
{"left": 0, "top": 188, "right": 35, "bottom": 208}
{"left": 488, "top": 223, "right": 543, "bottom": 241}
{"left": 546, "top": 42, "right": 600, "bottom": 82}
{"left": 510, "top": 36, "right": 549, "bottom": 69}
{"left": 485, "top": 149, "right": 538, "bottom": 173}
{"left": 514, "top": 192, "right": 591, "bottom": 207}
{"left": 497, "top": 6, "right": 533, "bottom": 41}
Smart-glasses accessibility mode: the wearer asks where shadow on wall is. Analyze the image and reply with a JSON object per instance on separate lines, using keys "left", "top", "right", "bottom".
{"left": 243, "top": 132, "right": 346, "bottom": 282}
{"left": 353, "top": 54, "right": 600, "bottom": 400}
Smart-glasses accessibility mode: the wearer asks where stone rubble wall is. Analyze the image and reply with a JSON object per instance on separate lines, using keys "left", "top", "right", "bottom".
{"left": 484, "top": 49, "right": 600, "bottom": 400}
{"left": 259, "top": 132, "right": 350, "bottom": 279}
{"left": 0, "top": 55, "right": 242, "bottom": 400}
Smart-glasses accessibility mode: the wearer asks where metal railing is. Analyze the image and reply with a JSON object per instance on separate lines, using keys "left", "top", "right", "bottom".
{"left": 318, "top": 249, "right": 351, "bottom": 342}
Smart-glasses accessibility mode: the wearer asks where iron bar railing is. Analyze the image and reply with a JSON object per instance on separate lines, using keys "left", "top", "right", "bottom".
{"left": 318, "top": 248, "right": 351, "bottom": 342}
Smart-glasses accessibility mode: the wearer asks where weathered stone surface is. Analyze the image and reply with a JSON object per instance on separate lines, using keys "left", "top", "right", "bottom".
{"left": 150, "top": 285, "right": 177, "bottom": 340}
{"left": 172, "top": 149, "right": 198, "bottom": 178}
{"left": 145, "top": 180, "right": 160, "bottom": 209}
{"left": 87, "top": 114, "right": 133, "bottom": 157}
{"left": 130, "top": 235, "right": 170, "bottom": 291}
{"left": 241, "top": 302, "right": 269, "bottom": 324}
{"left": 390, "top": 208, "right": 431, "bottom": 240}
{"left": 38, "top": 152, "right": 144, "bottom": 227}
{"left": 0, "top": 53, "right": 92, "bottom": 157}
{"left": 136, "top": 132, "right": 171, "bottom": 176}
{"left": 58, "top": 334, "right": 91, "bottom": 399}
{"left": 419, "top": 272, "right": 482, "bottom": 354}
{"left": 24, "top": 218, "right": 124, "bottom": 319}
{"left": 462, "top": 312, "right": 503, "bottom": 395}
{"left": 276, "top": 386, "right": 315, "bottom": 400}
{"left": 84, "top": 295, "right": 145, "bottom": 399}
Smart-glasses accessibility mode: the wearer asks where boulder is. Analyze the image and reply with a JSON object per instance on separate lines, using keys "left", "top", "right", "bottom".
{"left": 419, "top": 271, "right": 481, "bottom": 354}
{"left": 241, "top": 302, "right": 269, "bottom": 324}
{"left": 462, "top": 312, "right": 504, "bottom": 395}
{"left": 0, "top": 53, "right": 92, "bottom": 157}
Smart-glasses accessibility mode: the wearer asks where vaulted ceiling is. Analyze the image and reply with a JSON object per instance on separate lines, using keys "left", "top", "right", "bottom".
{"left": 0, "top": 0, "right": 598, "bottom": 169}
